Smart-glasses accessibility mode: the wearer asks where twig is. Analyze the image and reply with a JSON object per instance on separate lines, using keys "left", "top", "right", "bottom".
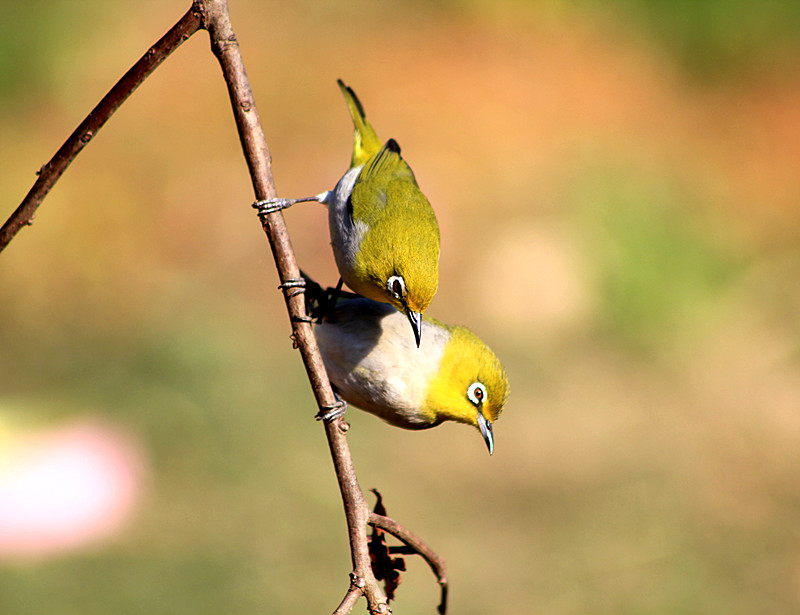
{"left": 333, "top": 585, "right": 364, "bottom": 615}
{"left": 0, "top": 5, "right": 203, "bottom": 251}
{"left": 369, "top": 512, "right": 449, "bottom": 614}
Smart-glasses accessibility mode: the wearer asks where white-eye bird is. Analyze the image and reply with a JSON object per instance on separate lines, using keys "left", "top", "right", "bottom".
{"left": 256, "top": 80, "right": 440, "bottom": 347}
{"left": 309, "top": 283, "right": 509, "bottom": 454}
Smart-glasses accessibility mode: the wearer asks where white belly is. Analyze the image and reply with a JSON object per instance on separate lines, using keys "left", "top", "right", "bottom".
{"left": 315, "top": 299, "right": 450, "bottom": 429}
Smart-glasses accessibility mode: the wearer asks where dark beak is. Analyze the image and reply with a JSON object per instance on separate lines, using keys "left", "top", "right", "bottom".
{"left": 477, "top": 413, "right": 494, "bottom": 455}
{"left": 405, "top": 308, "right": 422, "bottom": 348}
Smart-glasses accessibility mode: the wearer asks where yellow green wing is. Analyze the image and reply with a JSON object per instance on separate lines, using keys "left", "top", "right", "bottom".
{"left": 348, "top": 139, "right": 418, "bottom": 223}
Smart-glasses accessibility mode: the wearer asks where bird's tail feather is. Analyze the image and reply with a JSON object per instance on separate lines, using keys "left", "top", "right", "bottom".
{"left": 337, "top": 79, "right": 382, "bottom": 167}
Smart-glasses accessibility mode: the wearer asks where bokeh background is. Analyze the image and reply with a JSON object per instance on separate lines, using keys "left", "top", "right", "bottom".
{"left": 2, "top": 0, "right": 800, "bottom": 613}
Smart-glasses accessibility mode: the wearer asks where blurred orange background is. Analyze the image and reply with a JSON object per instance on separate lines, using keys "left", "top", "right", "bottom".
{"left": 2, "top": 1, "right": 800, "bottom": 613}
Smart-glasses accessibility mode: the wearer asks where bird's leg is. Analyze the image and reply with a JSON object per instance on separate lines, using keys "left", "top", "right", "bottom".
{"left": 318, "top": 277, "right": 345, "bottom": 319}
{"left": 277, "top": 278, "right": 317, "bottom": 324}
{"left": 279, "top": 277, "right": 307, "bottom": 298}
{"left": 252, "top": 191, "right": 330, "bottom": 217}
{"left": 316, "top": 390, "right": 347, "bottom": 422}
{"left": 332, "top": 277, "right": 344, "bottom": 300}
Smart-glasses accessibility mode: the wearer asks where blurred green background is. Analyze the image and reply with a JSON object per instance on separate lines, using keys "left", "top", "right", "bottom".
{"left": 2, "top": 0, "right": 800, "bottom": 613}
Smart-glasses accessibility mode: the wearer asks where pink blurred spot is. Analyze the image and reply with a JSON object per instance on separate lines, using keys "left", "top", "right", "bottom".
{"left": 0, "top": 421, "right": 145, "bottom": 558}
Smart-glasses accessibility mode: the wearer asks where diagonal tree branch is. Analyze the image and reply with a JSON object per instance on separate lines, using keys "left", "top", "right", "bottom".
{"left": 334, "top": 586, "right": 365, "bottom": 615}
{"left": 0, "top": 5, "right": 203, "bottom": 252}
{"left": 199, "top": 3, "right": 391, "bottom": 611}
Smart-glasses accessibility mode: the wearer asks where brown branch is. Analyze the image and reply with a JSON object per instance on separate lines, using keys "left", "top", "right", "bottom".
{"left": 370, "top": 512, "right": 449, "bottom": 614}
{"left": 199, "top": 1, "right": 391, "bottom": 613}
{"left": 333, "top": 586, "right": 363, "bottom": 615}
{"left": 0, "top": 5, "right": 203, "bottom": 252}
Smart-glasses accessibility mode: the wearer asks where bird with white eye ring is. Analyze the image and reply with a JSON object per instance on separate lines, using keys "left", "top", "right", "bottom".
{"left": 306, "top": 278, "right": 508, "bottom": 454}
{"left": 255, "top": 80, "right": 439, "bottom": 348}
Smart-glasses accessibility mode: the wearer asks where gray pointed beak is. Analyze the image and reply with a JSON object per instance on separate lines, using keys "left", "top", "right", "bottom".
{"left": 477, "top": 412, "right": 494, "bottom": 455}
{"left": 405, "top": 308, "right": 422, "bottom": 348}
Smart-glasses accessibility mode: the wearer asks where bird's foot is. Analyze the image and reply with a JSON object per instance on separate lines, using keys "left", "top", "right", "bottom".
{"left": 279, "top": 277, "right": 306, "bottom": 296}
{"left": 252, "top": 197, "right": 291, "bottom": 216}
{"left": 252, "top": 195, "right": 319, "bottom": 217}
{"left": 316, "top": 396, "right": 347, "bottom": 422}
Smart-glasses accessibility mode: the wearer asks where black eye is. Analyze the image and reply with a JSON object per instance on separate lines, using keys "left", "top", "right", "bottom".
{"left": 467, "top": 382, "right": 486, "bottom": 406}
{"left": 387, "top": 275, "right": 405, "bottom": 299}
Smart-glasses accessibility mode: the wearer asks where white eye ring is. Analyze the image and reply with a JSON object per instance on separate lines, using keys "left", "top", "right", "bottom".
{"left": 467, "top": 382, "right": 486, "bottom": 406}
{"left": 387, "top": 275, "right": 405, "bottom": 299}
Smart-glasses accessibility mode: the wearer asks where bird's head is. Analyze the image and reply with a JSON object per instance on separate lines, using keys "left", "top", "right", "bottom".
{"left": 380, "top": 269, "right": 437, "bottom": 347}
{"left": 357, "top": 206, "right": 439, "bottom": 347}
{"left": 423, "top": 325, "right": 509, "bottom": 454}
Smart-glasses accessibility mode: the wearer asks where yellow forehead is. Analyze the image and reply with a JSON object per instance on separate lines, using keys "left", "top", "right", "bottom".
{"left": 357, "top": 236, "right": 439, "bottom": 314}
{"left": 424, "top": 324, "right": 509, "bottom": 426}
{"left": 353, "top": 180, "right": 440, "bottom": 313}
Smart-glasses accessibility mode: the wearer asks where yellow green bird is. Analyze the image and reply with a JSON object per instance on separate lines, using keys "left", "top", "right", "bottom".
{"left": 256, "top": 80, "right": 440, "bottom": 347}
{"left": 310, "top": 283, "right": 509, "bottom": 454}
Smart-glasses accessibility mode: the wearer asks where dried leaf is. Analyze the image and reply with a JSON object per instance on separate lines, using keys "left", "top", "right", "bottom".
{"left": 369, "top": 489, "right": 406, "bottom": 602}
